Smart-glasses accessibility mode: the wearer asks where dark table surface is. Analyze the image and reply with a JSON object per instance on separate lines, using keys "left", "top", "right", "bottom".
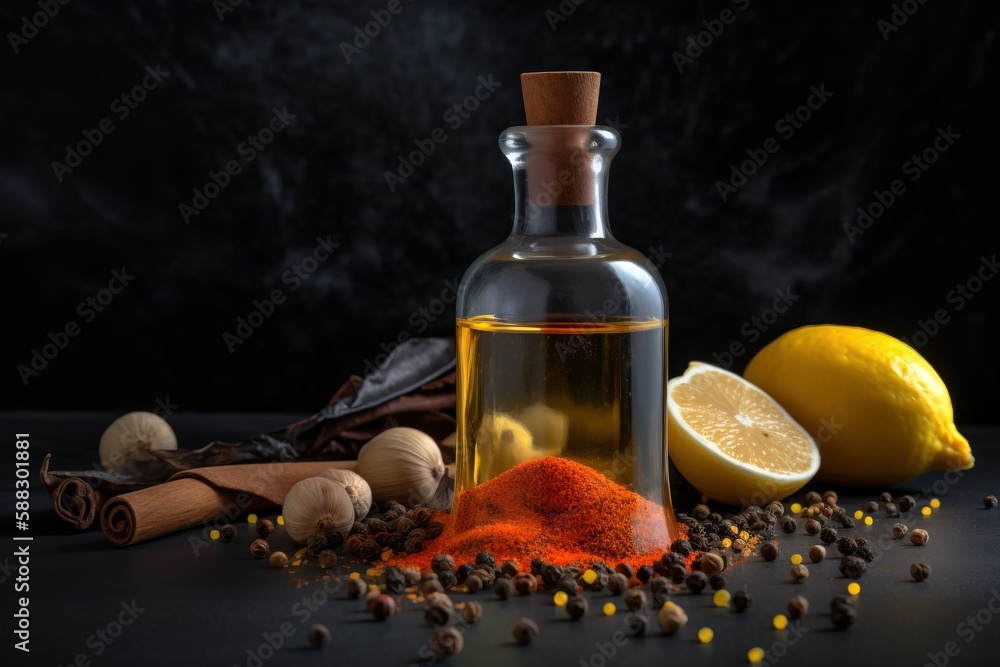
{"left": 2, "top": 411, "right": 999, "bottom": 667}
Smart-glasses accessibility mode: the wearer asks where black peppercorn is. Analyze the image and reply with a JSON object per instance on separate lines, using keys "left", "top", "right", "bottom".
{"left": 408, "top": 528, "right": 428, "bottom": 543}
{"left": 809, "top": 545, "right": 826, "bottom": 563}
{"left": 588, "top": 570, "right": 609, "bottom": 591}
{"left": 836, "top": 537, "right": 857, "bottom": 556}
{"left": 421, "top": 576, "right": 445, "bottom": 597}
{"left": 685, "top": 571, "right": 708, "bottom": 594}
{"left": 608, "top": 572, "right": 629, "bottom": 595}
{"left": 425, "top": 521, "right": 445, "bottom": 540}
{"left": 347, "top": 578, "right": 368, "bottom": 599}
{"left": 404, "top": 537, "right": 425, "bottom": 555}
{"left": 839, "top": 555, "right": 867, "bottom": 579}
{"left": 624, "top": 587, "right": 647, "bottom": 611}
{"left": 514, "top": 573, "right": 538, "bottom": 596}
{"left": 257, "top": 519, "right": 275, "bottom": 539}
{"left": 636, "top": 565, "right": 655, "bottom": 584}
{"left": 555, "top": 576, "right": 579, "bottom": 597}
{"left": 661, "top": 552, "right": 685, "bottom": 570}
{"left": 709, "top": 573, "right": 727, "bottom": 590}
{"left": 692, "top": 504, "right": 711, "bottom": 520}
{"left": 885, "top": 502, "right": 900, "bottom": 518}
{"left": 909, "top": 528, "right": 929, "bottom": 546}
{"left": 840, "top": 516, "right": 856, "bottom": 529}
{"left": 432, "top": 554, "right": 455, "bottom": 573}
{"left": 306, "top": 534, "right": 329, "bottom": 557}
{"left": 541, "top": 563, "right": 564, "bottom": 588}
{"left": 530, "top": 558, "right": 546, "bottom": 575}
{"left": 787, "top": 595, "right": 808, "bottom": 619}
{"left": 879, "top": 491, "right": 893, "bottom": 504}
{"left": 308, "top": 623, "right": 330, "bottom": 649}
{"left": 494, "top": 577, "right": 515, "bottom": 600}
{"left": 345, "top": 534, "right": 365, "bottom": 554}
{"left": 250, "top": 538, "right": 269, "bottom": 558}
{"left": 805, "top": 519, "right": 821, "bottom": 535}
{"left": 780, "top": 516, "right": 797, "bottom": 534}
{"left": 464, "top": 574, "right": 483, "bottom": 593}
{"left": 394, "top": 516, "right": 416, "bottom": 535}
{"left": 668, "top": 564, "right": 687, "bottom": 584}
{"left": 324, "top": 529, "right": 345, "bottom": 550}
{"left": 831, "top": 600, "right": 857, "bottom": 629}
{"left": 463, "top": 601, "right": 482, "bottom": 623}
{"left": 760, "top": 542, "right": 779, "bottom": 562}
{"left": 804, "top": 491, "right": 822, "bottom": 505}
{"left": 910, "top": 562, "right": 931, "bottom": 582}
{"left": 855, "top": 545, "right": 874, "bottom": 563}
{"left": 501, "top": 560, "right": 519, "bottom": 578}
{"left": 895, "top": 495, "right": 914, "bottom": 512}
{"left": 383, "top": 566, "right": 407, "bottom": 595}
{"left": 424, "top": 592, "right": 455, "bottom": 625}
{"left": 456, "top": 563, "right": 474, "bottom": 584}
{"left": 627, "top": 614, "right": 648, "bottom": 637}
{"left": 471, "top": 567, "right": 495, "bottom": 588}
{"left": 823, "top": 490, "right": 838, "bottom": 506}
{"left": 732, "top": 590, "right": 753, "bottom": 612}
{"left": 670, "top": 539, "right": 693, "bottom": 557}
{"left": 437, "top": 570, "right": 457, "bottom": 590}
{"left": 360, "top": 539, "right": 381, "bottom": 562}
{"left": 891, "top": 522, "right": 908, "bottom": 539}
{"left": 790, "top": 564, "right": 809, "bottom": 582}
{"left": 614, "top": 562, "right": 634, "bottom": 579}
{"left": 316, "top": 550, "right": 338, "bottom": 569}
{"left": 984, "top": 495, "right": 998, "bottom": 509}
{"left": 371, "top": 594, "right": 396, "bottom": 621}
{"left": 565, "top": 594, "right": 589, "bottom": 620}
{"left": 863, "top": 501, "right": 879, "bottom": 513}
{"left": 820, "top": 526, "right": 839, "bottom": 544}
{"left": 513, "top": 618, "right": 539, "bottom": 645}
{"left": 428, "top": 626, "right": 463, "bottom": 659}
{"left": 269, "top": 551, "right": 288, "bottom": 568}
{"left": 766, "top": 501, "right": 785, "bottom": 517}
{"left": 475, "top": 552, "right": 496, "bottom": 567}
{"left": 220, "top": 524, "right": 237, "bottom": 541}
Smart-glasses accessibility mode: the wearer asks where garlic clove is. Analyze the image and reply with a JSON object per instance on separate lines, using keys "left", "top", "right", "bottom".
{"left": 282, "top": 477, "right": 355, "bottom": 543}
{"left": 314, "top": 468, "right": 373, "bottom": 520}
{"left": 99, "top": 411, "right": 178, "bottom": 471}
{"left": 473, "top": 413, "right": 540, "bottom": 484}
{"left": 355, "top": 427, "right": 446, "bottom": 506}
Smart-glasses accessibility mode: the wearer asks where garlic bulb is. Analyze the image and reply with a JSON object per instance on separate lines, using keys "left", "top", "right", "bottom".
{"left": 355, "top": 427, "right": 446, "bottom": 506}
{"left": 282, "top": 477, "right": 355, "bottom": 543}
{"left": 314, "top": 468, "right": 373, "bottom": 520}
{"left": 99, "top": 411, "right": 177, "bottom": 471}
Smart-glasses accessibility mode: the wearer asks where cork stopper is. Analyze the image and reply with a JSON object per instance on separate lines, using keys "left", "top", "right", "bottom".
{"left": 519, "top": 72, "right": 602, "bottom": 206}
{"left": 521, "top": 72, "right": 601, "bottom": 125}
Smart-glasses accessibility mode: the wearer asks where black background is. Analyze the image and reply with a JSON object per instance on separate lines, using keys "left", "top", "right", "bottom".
{"left": 3, "top": 1, "right": 998, "bottom": 424}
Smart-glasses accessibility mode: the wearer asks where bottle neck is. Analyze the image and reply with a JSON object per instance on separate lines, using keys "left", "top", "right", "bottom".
{"left": 502, "top": 126, "right": 619, "bottom": 238}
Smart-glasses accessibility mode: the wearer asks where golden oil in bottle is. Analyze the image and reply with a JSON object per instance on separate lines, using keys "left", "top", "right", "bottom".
{"left": 455, "top": 316, "right": 669, "bottom": 505}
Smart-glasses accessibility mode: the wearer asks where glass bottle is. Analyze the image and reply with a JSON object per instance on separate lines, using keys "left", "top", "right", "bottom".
{"left": 454, "top": 72, "right": 677, "bottom": 547}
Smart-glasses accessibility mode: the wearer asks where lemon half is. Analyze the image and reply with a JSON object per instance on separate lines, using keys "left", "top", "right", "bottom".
{"left": 667, "top": 362, "right": 820, "bottom": 505}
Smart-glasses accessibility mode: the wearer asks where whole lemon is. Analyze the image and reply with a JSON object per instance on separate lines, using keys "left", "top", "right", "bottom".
{"left": 743, "top": 325, "right": 973, "bottom": 486}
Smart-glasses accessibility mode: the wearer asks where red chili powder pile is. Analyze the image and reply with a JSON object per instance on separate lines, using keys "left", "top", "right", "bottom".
{"left": 394, "top": 456, "right": 682, "bottom": 570}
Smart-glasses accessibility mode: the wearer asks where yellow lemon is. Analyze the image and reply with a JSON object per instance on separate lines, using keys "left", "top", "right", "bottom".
{"left": 743, "top": 325, "right": 973, "bottom": 486}
{"left": 667, "top": 362, "right": 820, "bottom": 505}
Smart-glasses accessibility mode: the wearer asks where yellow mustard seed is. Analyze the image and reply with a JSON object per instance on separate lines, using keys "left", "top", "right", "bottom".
{"left": 349, "top": 572, "right": 361, "bottom": 580}
{"left": 713, "top": 590, "right": 731, "bottom": 607}
{"left": 930, "top": 498, "right": 941, "bottom": 509}
{"left": 854, "top": 510, "right": 864, "bottom": 520}
{"left": 739, "top": 530, "right": 750, "bottom": 541}
{"left": 603, "top": 602, "right": 616, "bottom": 616}
{"left": 209, "top": 529, "right": 220, "bottom": 540}
{"left": 790, "top": 503, "right": 802, "bottom": 514}
{"left": 864, "top": 516, "right": 874, "bottom": 526}
{"left": 247, "top": 513, "right": 258, "bottom": 524}
{"left": 772, "top": 614, "right": 788, "bottom": 630}
{"left": 583, "top": 569, "right": 598, "bottom": 585}
{"left": 730, "top": 525, "right": 739, "bottom": 535}
{"left": 553, "top": 591, "right": 569, "bottom": 607}
{"left": 848, "top": 582, "right": 861, "bottom": 596}
{"left": 748, "top": 647, "right": 765, "bottom": 664}
{"left": 790, "top": 554, "right": 803, "bottom": 565}
{"left": 698, "top": 627, "right": 714, "bottom": 644}
{"left": 922, "top": 506, "right": 933, "bottom": 516}
{"left": 722, "top": 538, "right": 733, "bottom": 548}
{"left": 277, "top": 515, "right": 285, "bottom": 526}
